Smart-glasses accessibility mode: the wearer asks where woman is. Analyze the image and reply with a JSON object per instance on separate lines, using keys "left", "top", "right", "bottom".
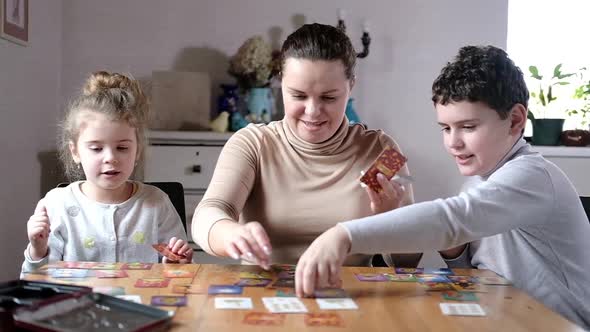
{"left": 192, "top": 23, "right": 418, "bottom": 269}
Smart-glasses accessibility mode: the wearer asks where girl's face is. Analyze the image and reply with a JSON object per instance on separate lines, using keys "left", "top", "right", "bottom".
{"left": 70, "top": 111, "right": 138, "bottom": 202}
{"left": 281, "top": 58, "right": 353, "bottom": 143}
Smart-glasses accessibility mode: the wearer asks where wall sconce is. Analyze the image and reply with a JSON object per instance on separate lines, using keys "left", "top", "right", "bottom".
{"left": 337, "top": 9, "right": 371, "bottom": 58}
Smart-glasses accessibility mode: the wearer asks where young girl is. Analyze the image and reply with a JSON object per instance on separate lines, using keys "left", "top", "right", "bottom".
{"left": 22, "top": 71, "right": 192, "bottom": 273}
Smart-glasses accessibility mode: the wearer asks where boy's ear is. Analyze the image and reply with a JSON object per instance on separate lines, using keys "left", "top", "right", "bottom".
{"left": 509, "top": 103, "right": 527, "bottom": 135}
{"left": 69, "top": 141, "right": 81, "bottom": 164}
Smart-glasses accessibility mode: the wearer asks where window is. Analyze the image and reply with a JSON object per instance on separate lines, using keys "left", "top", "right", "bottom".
{"left": 508, "top": 0, "right": 590, "bottom": 131}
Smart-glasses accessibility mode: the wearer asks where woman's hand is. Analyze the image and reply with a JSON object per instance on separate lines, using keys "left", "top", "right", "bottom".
{"left": 162, "top": 237, "right": 193, "bottom": 264}
{"left": 295, "top": 225, "right": 351, "bottom": 298}
{"left": 363, "top": 173, "right": 406, "bottom": 214}
{"left": 223, "top": 221, "right": 272, "bottom": 270}
{"left": 27, "top": 199, "right": 50, "bottom": 260}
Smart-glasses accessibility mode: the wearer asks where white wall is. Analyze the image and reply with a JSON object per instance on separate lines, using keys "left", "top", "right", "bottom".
{"left": 0, "top": 0, "right": 62, "bottom": 280}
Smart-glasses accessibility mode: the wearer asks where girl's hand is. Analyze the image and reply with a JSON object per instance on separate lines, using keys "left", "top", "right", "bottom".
{"left": 162, "top": 237, "right": 193, "bottom": 264}
{"left": 363, "top": 173, "right": 405, "bottom": 215}
{"left": 27, "top": 199, "right": 50, "bottom": 260}
{"left": 223, "top": 221, "right": 272, "bottom": 270}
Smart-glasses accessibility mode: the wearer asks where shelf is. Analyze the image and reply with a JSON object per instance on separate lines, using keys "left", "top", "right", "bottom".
{"left": 531, "top": 145, "right": 590, "bottom": 158}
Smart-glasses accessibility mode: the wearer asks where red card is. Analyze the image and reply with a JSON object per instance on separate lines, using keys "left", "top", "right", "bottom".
{"left": 135, "top": 277, "right": 170, "bottom": 288}
{"left": 305, "top": 313, "right": 344, "bottom": 327}
{"left": 95, "top": 270, "right": 128, "bottom": 278}
{"left": 152, "top": 243, "right": 186, "bottom": 261}
{"left": 121, "top": 263, "right": 153, "bottom": 270}
{"left": 163, "top": 269, "right": 195, "bottom": 278}
{"left": 360, "top": 146, "right": 407, "bottom": 192}
{"left": 243, "top": 312, "right": 285, "bottom": 326}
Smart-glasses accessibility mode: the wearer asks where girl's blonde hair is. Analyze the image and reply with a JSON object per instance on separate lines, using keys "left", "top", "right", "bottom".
{"left": 58, "top": 71, "right": 149, "bottom": 180}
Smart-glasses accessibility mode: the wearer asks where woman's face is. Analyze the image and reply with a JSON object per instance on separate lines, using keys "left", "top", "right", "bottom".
{"left": 281, "top": 58, "right": 353, "bottom": 143}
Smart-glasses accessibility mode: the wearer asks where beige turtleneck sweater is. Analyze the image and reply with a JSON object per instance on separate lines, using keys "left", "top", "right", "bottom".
{"left": 192, "top": 118, "right": 415, "bottom": 266}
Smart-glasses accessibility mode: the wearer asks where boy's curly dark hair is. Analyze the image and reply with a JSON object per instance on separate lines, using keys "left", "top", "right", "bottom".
{"left": 431, "top": 45, "right": 529, "bottom": 119}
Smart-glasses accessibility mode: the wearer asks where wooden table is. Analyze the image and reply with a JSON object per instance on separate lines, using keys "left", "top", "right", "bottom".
{"left": 23, "top": 263, "right": 584, "bottom": 332}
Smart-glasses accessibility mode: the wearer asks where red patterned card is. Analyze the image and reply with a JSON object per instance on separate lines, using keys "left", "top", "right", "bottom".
{"left": 243, "top": 312, "right": 285, "bottom": 326}
{"left": 152, "top": 243, "right": 186, "bottom": 261}
{"left": 360, "top": 146, "right": 407, "bottom": 192}
{"left": 135, "top": 277, "right": 170, "bottom": 288}
{"left": 305, "top": 313, "right": 345, "bottom": 327}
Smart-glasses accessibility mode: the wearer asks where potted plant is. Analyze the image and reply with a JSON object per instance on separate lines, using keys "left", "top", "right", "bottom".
{"left": 527, "top": 64, "right": 574, "bottom": 145}
{"left": 563, "top": 68, "right": 590, "bottom": 146}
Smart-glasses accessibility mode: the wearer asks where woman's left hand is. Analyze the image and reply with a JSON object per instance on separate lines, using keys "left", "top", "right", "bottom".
{"left": 162, "top": 237, "right": 193, "bottom": 264}
{"left": 364, "top": 173, "right": 405, "bottom": 214}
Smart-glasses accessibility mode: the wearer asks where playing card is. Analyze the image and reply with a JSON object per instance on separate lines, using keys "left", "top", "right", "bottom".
{"left": 95, "top": 270, "right": 128, "bottom": 278}
{"left": 235, "top": 278, "right": 272, "bottom": 287}
{"left": 316, "top": 298, "right": 359, "bottom": 310}
{"left": 172, "top": 284, "right": 207, "bottom": 294}
{"left": 163, "top": 269, "right": 195, "bottom": 278}
{"left": 271, "top": 264, "right": 296, "bottom": 272}
{"left": 355, "top": 273, "right": 388, "bottom": 282}
{"left": 152, "top": 243, "right": 186, "bottom": 261}
{"left": 262, "top": 297, "right": 308, "bottom": 313}
{"left": 359, "top": 146, "right": 408, "bottom": 192}
{"left": 243, "top": 312, "right": 285, "bottom": 326}
{"left": 121, "top": 262, "right": 153, "bottom": 270}
{"left": 271, "top": 278, "right": 295, "bottom": 288}
{"left": 447, "top": 275, "right": 477, "bottom": 283}
{"left": 116, "top": 295, "right": 142, "bottom": 304}
{"left": 151, "top": 295, "right": 188, "bottom": 307}
{"left": 477, "top": 275, "right": 511, "bottom": 285}
{"left": 214, "top": 297, "right": 253, "bottom": 309}
{"left": 208, "top": 285, "right": 243, "bottom": 295}
{"left": 134, "top": 277, "right": 170, "bottom": 288}
{"left": 439, "top": 303, "right": 486, "bottom": 316}
{"left": 417, "top": 275, "right": 450, "bottom": 283}
{"left": 276, "top": 289, "right": 296, "bottom": 297}
{"left": 395, "top": 267, "right": 424, "bottom": 274}
{"left": 304, "top": 313, "right": 345, "bottom": 327}
{"left": 240, "top": 271, "right": 274, "bottom": 279}
{"left": 442, "top": 291, "right": 479, "bottom": 302}
{"left": 420, "top": 281, "right": 455, "bottom": 291}
{"left": 452, "top": 281, "right": 486, "bottom": 292}
{"left": 93, "top": 286, "right": 125, "bottom": 296}
{"left": 383, "top": 273, "right": 417, "bottom": 282}
{"left": 51, "top": 269, "right": 89, "bottom": 278}
{"left": 61, "top": 262, "right": 100, "bottom": 269}
{"left": 313, "top": 288, "right": 349, "bottom": 298}
{"left": 423, "top": 268, "right": 454, "bottom": 275}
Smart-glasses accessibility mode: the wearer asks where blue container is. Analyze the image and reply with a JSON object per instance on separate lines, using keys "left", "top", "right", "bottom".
{"left": 247, "top": 87, "right": 272, "bottom": 123}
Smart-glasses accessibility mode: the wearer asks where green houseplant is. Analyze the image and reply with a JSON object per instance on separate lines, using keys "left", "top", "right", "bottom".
{"left": 527, "top": 64, "right": 575, "bottom": 145}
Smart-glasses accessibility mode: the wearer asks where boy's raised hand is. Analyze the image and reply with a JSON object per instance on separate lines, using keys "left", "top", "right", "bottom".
{"left": 162, "top": 237, "right": 193, "bottom": 264}
{"left": 27, "top": 199, "right": 50, "bottom": 260}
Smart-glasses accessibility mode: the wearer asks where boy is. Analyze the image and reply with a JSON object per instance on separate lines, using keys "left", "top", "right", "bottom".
{"left": 295, "top": 45, "right": 590, "bottom": 329}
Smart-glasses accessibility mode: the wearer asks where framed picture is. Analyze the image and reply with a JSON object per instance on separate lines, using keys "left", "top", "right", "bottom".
{"left": 1, "top": 0, "right": 28, "bottom": 46}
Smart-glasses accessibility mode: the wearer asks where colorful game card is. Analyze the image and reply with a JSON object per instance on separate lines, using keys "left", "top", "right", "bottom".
{"left": 383, "top": 273, "right": 417, "bottom": 282}
{"left": 304, "top": 313, "right": 345, "bottom": 327}
{"left": 214, "top": 297, "right": 253, "bottom": 310}
{"left": 313, "top": 288, "right": 349, "bottom": 298}
{"left": 235, "top": 278, "right": 272, "bottom": 287}
{"left": 95, "top": 270, "right": 128, "bottom": 278}
{"left": 316, "top": 298, "right": 359, "bottom": 310}
{"left": 423, "top": 268, "right": 454, "bottom": 275}
{"left": 134, "top": 277, "right": 170, "bottom": 288}
{"left": 477, "top": 275, "right": 511, "bottom": 285}
{"left": 151, "top": 295, "right": 188, "bottom": 307}
{"left": 271, "top": 279, "right": 295, "bottom": 288}
{"left": 395, "top": 267, "right": 424, "bottom": 274}
{"left": 240, "top": 271, "right": 274, "bottom": 279}
{"left": 61, "top": 262, "right": 101, "bottom": 269}
{"left": 417, "top": 275, "right": 450, "bottom": 283}
{"left": 152, "top": 243, "right": 187, "bottom": 261}
{"left": 51, "top": 269, "right": 89, "bottom": 278}
{"left": 262, "top": 297, "right": 308, "bottom": 313}
{"left": 172, "top": 284, "right": 207, "bottom": 294}
{"left": 420, "top": 281, "right": 455, "bottom": 291}
{"left": 355, "top": 273, "right": 388, "bottom": 282}
{"left": 275, "top": 289, "right": 296, "bottom": 297}
{"left": 439, "top": 303, "right": 486, "bottom": 316}
{"left": 163, "top": 269, "right": 195, "bottom": 278}
{"left": 442, "top": 291, "right": 479, "bottom": 302}
{"left": 452, "top": 281, "right": 486, "bottom": 292}
{"left": 359, "top": 146, "right": 408, "bottom": 192}
{"left": 121, "top": 262, "right": 153, "bottom": 270}
{"left": 93, "top": 286, "right": 125, "bottom": 296}
{"left": 243, "top": 312, "right": 285, "bottom": 326}
{"left": 116, "top": 295, "right": 142, "bottom": 304}
{"left": 447, "top": 275, "right": 477, "bottom": 283}
{"left": 272, "top": 264, "right": 296, "bottom": 272}
{"left": 208, "top": 285, "right": 243, "bottom": 295}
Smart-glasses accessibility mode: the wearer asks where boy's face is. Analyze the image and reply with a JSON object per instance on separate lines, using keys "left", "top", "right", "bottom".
{"left": 436, "top": 101, "right": 519, "bottom": 176}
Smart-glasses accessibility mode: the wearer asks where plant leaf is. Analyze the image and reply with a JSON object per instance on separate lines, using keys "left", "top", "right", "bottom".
{"left": 529, "top": 66, "right": 542, "bottom": 80}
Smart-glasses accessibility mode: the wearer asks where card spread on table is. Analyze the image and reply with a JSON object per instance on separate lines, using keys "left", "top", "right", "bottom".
{"left": 276, "top": 289, "right": 296, "bottom": 297}
{"left": 313, "top": 288, "right": 349, "bottom": 298}
{"left": 383, "top": 273, "right": 417, "bottom": 282}
{"left": 477, "top": 276, "right": 511, "bottom": 285}
{"left": 447, "top": 275, "right": 477, "bottom": 283}
{"left": 240, "top": 271, "right": 274, "bottom": 279}
{"left": 355, "top": 273, "right": 388, "bottom": 282}
{"left": 262, "top": 297, "right": 308, "bottom": 313}
{"left": 151, "top": 295, "right": 188, "bottom": 307}
{"left": 417, "top": 275, "right": 450, "bottom": 283}
{"left": 152, "top": 243, "right": 186, "bottom": 261}
{"left": 439, "top": 303, "right": 486, "bottom": 316}
{"left": 421, "top": 281, "right": 455, "bottom": 291}
{"left": 243, "top": 312, "right": 286, "bottom": 326}
{"left": 442, "top": 291, "right": 479, "bottom": 302}
{"left": 62, "top": 262, "right": 118, "bottom": 270}
{"left": 214, "top": 297, "right": 253, "bottom": 309}
{"left": 271, "top": 278, "right": 295, "bottom": 288}
{"left": 163, "top": 269, "right": 195, "bottom": 278}
{"left": 121, "top": 262, "right": 153, "bottom": 270}
{"left": 51, "top": 269, "right": 89, "bottom": 278}
{"left": 271, "top": 264, "right": 296, "bottom": 272}
{"left": 423, "top": 268, "right": 454, "bottom": 275}
{"left": 116, "top": 295, "right": 142, "bottom": 304}
{"left": 235, "top": 278, "right": 272, "bottom": 287}
{"left": 208, "top": 285, "right": 243, "bottom": 295}
{"left": 95, "top": 270, "right": 128, "bottom": 278}
{"left": 359, "top": 146, "right": 407, "bottom": 192}
{"left": 304, "top": 313, "right": 345, "bottom": 327}
{"left": 316, "top": 298, "right": 359, "bottom": 310}
{"left": 134, "top": 277, "right": 170, "bottom": 288}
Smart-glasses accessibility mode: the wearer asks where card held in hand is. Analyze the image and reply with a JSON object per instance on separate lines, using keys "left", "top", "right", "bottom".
{"left": 152, "top": 243, "right": 185, "bottom": 261}
{"left": 360, "top": 146, "right": 407, "bottom": 192}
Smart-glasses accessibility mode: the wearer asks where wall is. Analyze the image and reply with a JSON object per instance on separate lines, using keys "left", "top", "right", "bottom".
{"left": 0, "top": 0, "right": 63, "bottom": 280}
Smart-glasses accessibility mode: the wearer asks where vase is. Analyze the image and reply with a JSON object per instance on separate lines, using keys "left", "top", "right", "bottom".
{"left": 345, "top": 98, "right": 361, "bottom": 124}
{"left": 217, "top": 84, "right": 239, "bottom": 114}
{"left": 246, "top": 87, "right": 273, "bottom": 123}
{"left": 531, "top": 118, "right": 565, "bottom": 146}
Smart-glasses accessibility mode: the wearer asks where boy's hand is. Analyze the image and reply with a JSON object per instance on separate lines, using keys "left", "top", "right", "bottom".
{"left": 295, "top": 225, "right": 351, "bottom": 298}
{"left": 223, "top": 221, "right": 272, "bottom": 270}
{"left": 363, "top": 172, "right": 405, "bottom": 214}
{"left": 27, "top": 199, "right": 50, "bottom": 260}
{"left": 162, "top": 237, "right": 193, "bottom": 264}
